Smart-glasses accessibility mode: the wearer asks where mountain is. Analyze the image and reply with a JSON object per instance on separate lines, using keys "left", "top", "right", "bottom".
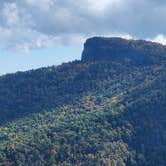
{"left": 0, "top": 37, "right": 165, "bottom": 166}
{"left": 82, "top": 37, "right": 166, "bottom": 65}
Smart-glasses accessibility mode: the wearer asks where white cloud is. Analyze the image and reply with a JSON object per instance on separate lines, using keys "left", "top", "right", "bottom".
{"left": 88, "top": 0, "right": 124, "bottom": 11}
{"left": 25, "top": 0, "right": 54, "bottom": 11}
{"left": 150, "top": 34, "right": 166, "bottom": 45}
{"left": 0, "top": 0, "right": 166, "bottom": 52}
{"left": 2, "top": 3, "right": 20, "bottom": 26}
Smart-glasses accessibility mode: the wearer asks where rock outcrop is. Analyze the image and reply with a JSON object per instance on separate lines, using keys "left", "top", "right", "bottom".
{"left": 82, "top": 37, "right": 166, "bottom": 65}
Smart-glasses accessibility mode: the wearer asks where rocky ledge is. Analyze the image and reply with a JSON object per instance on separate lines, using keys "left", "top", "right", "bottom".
{"left": 81, "top": 37, "right": 166, "bottom": 65}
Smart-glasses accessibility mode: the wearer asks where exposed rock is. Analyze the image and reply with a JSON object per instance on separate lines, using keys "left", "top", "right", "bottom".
{"left": 82, "top": 37, "right": 166, "bottom": 65}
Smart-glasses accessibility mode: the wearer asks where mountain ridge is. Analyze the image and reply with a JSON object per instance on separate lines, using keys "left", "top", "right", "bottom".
{"left": 0, "top": 37, "right": 165, "bottom": 166}
{"left": 82, "top": 37, "right": 166, "bottom": 65}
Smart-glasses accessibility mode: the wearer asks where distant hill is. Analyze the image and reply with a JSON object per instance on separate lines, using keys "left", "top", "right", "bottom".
{"left": 0, "top": 37, "right": 165, "bottom": 166}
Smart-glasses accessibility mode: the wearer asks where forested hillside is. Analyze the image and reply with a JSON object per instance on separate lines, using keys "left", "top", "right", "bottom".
{"left": 0, "top": 37, "right": 165, "bottom": 166}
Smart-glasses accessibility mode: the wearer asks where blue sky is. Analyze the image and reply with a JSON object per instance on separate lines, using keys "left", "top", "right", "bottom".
{"left": 1, "top": 0, "right": 166, "bottom": 75}
{"left": 0, "top": 46, "right": 82, "bottom": 75}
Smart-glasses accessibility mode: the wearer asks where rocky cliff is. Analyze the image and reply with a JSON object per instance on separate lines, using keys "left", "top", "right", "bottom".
{"left": 82, "top": 37, "right": 166, "bottom": 65}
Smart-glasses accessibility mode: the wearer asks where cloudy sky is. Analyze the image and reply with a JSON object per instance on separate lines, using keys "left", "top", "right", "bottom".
{"left": 1, "top": 0, "right": 166, "bottom": 75}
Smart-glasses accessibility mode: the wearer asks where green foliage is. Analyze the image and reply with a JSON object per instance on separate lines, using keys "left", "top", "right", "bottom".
{"left": 0, "top": 56, "right": 165, "bottom": 165}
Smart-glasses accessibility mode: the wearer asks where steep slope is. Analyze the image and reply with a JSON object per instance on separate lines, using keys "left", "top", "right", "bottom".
{"left": 82, "top": 37, "right": 166, "bottom": 65}
{"left": 0, "top": 37, "right": 165, "bottom": 166}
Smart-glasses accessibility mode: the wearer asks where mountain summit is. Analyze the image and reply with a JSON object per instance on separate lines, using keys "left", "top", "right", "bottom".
{"left": 82, "top": 37, "right": 166, "bottom": 65}
{"left": 0, "top": 37, "right": 165, "bottom": 166}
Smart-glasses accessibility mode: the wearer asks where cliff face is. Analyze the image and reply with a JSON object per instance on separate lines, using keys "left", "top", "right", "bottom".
{"left": 81, "top": 37, "right": 166, "bottom": 65}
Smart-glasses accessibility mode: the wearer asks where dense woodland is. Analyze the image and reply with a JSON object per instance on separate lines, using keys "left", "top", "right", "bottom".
{"left": 0, "top": 38, "right": 165, "bottom": 165}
